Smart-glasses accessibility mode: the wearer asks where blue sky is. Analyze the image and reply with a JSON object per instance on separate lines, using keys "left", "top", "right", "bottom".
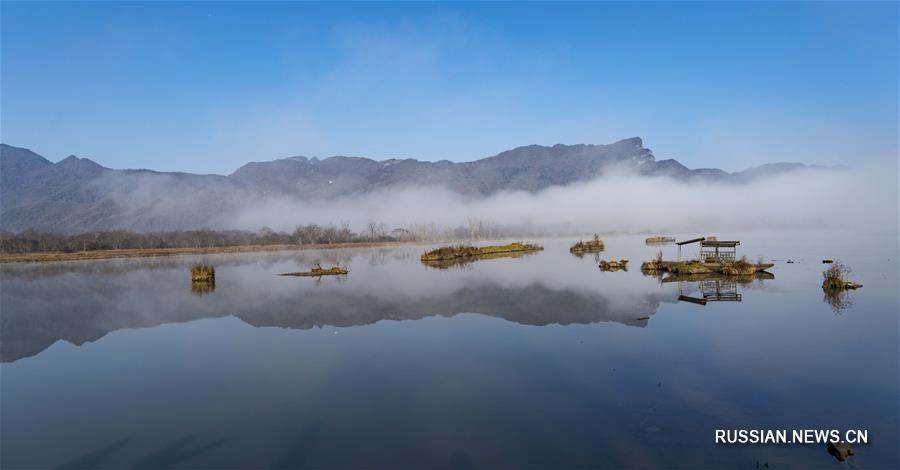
{"left": 2, "top": 1, "right": 897, "bottom": 174}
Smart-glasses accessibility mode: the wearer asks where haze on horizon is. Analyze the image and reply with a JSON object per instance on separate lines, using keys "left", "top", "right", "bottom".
{"left": 2, "top": 2, "right": 898, "bottom": 175}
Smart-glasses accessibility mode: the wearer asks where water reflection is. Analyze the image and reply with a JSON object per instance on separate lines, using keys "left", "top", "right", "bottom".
{"left": 2, "top": 234, "right": 898, "bottom": 469}
{"left": 570, "top": 250, "right": 603, "bottom": 262}
{"left": 190, "top": 280, "right": 216, "bottom": 296}
{"left": 54, "top": 438, "right": 131, "bottom": 470}
{"left": 658, "top": 273, "right": 774, "bottom": 305}
{"left": 132, "top": 435, "right": 232, "bottom": 470}
{"left": 823, "top": 288, "right": 854, "bottom": 314}
{"left": 1, "top": 276, "right": 673, "bottom": 363}
{"left": 420, "top": 251, "right": 538, "bottom": 270}
{"left": 0, "top": 244, "right": 790, "bottom": 363}
{"left": 2, "top": 247, "right": 681, "bottom": 362}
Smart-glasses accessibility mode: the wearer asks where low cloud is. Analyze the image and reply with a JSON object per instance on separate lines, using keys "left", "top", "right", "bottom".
{"left": 225, "top": 165, "right": 897, "bottom": 236}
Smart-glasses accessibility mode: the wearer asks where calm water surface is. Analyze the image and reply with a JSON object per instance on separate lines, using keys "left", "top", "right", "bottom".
{"left": 1, "top": 232, "right": 898, "bottom": 469}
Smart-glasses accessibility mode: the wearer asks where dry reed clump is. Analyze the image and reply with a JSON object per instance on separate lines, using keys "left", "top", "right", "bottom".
{"left": 822, "top": 261, "right": 861, "bottom": 290}
{"left": 309, "top": 265, "right": 348, "bottom": 276}
{"left": 421, "top": 245, "right": 480, "bottom": 261}
{"left": 599, "top": 259, "right": 629, "bottom": 271}
{"left": 645, "top": 236, "right": 675, "bottom": 244}
{"left": 421, "top": 242, "right": 543, "bottom": 262}
{"left": 570, "top": 235, "right": 605, "bottom": 253}
{"left": 667, "top": 260, "right": 713, "bottom": 274}
{"left": 190, "top": 264, "right": 215, "bottom": 296}
{"left": 720, "top": 256, "right": 756, "bottom": 276}
{"left": 281, "top": 264, "right": 349, "bottom": 276}
{"left": 191, "top": 264, "right": 215, "bottom": 282}
{"left": 640, "top": 250, "right": 666, "bottom": 271}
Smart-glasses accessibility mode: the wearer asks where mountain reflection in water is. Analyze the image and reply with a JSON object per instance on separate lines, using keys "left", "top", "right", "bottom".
{"left": 1, "top": 244, "right": 785, "bottom": 363}
{"left": 2, "top": 234, "right": 898, "bottom": 469}
{"left": 2, "top": 250, "right": 677, "bottom": 362}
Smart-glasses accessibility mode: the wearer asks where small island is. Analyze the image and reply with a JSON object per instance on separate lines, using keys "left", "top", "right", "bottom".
{"left": 642, "top": 238, "right": 773, "bottom": 276}
{"left": 641, "top": 257, "right": 773, "bottom": 275}
{"left": 570, "top": 235, "right": 604, "bottom": 254}
{"left": 599, "top": 259, "right": 628, "bottom": 271}
{"left": 190, "top": 264, "right": 216, "bottom": 295}
{"left": 421, "top": 242, "right": 543, "bottom": 263}
{"left": 821, "top": 261, "right": 862, "bottom": 290}
{"left": 645, "top": 236, "right": 676, "bottom": 244}
{"left": 280, "top": 264, "right": 348, "bottom": 277}
{"left": 191, "top": 264, "right": 215, "bottom": 282}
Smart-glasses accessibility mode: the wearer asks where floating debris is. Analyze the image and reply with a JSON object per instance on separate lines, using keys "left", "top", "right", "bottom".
{"left": 281, "top": 264, "right": 348, "bottom": 277}
{"left": 421, "top": 242, "right": 543, "bottom": 263}
{"left": 822, "top": 259, "right": 834, "bottom": 264}
{"left": 599, "top": 259, "right": 628, "bottom": 271}
{"left": 570, "top": 235, "right": 605, "bottom": 254}
{"left": 636, "top": 316, "right": 650, "bottom": 321}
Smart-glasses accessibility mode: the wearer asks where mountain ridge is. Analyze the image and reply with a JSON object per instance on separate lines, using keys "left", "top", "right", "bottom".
{"left": 0, "top": 139, "right": 826, "bottom": 233}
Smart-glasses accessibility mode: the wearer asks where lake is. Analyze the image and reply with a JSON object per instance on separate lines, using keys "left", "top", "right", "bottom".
{"left": 1, "top": 232, "right": 897, "bottom": 469}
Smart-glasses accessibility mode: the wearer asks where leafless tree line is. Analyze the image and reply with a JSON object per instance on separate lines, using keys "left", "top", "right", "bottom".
{"left": 0, "top": 219, "right": 526, "bottom": 254}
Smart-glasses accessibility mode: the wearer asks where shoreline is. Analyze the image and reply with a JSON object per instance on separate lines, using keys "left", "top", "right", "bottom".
{"left": 0, "top": 240, "right": 429, "bottom": 264}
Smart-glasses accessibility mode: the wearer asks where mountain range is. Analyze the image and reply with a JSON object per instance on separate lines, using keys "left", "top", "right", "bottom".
{"left": 0, "top": 137, "right": 817, "bottom": 233}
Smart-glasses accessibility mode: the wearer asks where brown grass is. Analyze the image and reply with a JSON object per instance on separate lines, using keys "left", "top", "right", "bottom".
{"left": 645, "top": 236, "right": 675, "bottom": 244}
{"left": 667, "top": 260, "right": 713, "bottom": 274}
{"left": 190, "top": 264, "right": 215, "bottom": 282}
{"left": 421, "top": 242, "right": 543, "bottom": 262}
{"left": 280, "top": 265, "right": 349, "bottom": 277}
{"left": 0, "top": 240, "right": 425, "bottom": 264}
{"left": 822, "top": 261, "right": 860, "bottom": 290}
{"left": 599, "top": 259, "right": 629, "bottom": 271}
{"left": 569, "top": 238, "right": 605, "bottom": 253}
{"left": 720, "top": 256, "right": 756, "bottom": 276}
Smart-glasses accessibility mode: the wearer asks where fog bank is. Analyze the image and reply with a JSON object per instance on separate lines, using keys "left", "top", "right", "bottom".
{"left": 226, "top": 166, "right": 897, "bottom": 236}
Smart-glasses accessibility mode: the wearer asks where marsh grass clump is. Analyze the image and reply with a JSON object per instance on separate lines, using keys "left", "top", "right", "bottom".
{"left": 476, "top": 242, "right": 543, "bottom": 255}
{"left": 570, "top": 235, "right": 605, "bottom": 254}
{"left": 720, "top": 256, "right": 756, "bottom": 276}
{"left": 190, "top": 264, "right": 215, "bottom": 295}
{"left": 421, "top": 242, "right": 542, "bottom": 262}
{"left": 667, "top": 260, "right": 713, "bottom": 274}
{"left": 281, "top": 263, "right": 349, "bottom": 277}
{"left": 599, "top": 259, "right": 629, "bottom": 271}
{"left": 641, "top": 250, "right": 665, "bottom": 271}
{"left": 822, "top": 261, "right": 861, "bottom": 290}
{"left": 191, "top": 264, "right": 215, "bottom": 282}
{"left": 421, "top": 245, "right": 481, "bottom": 262}
{"left": 645, "top": 236, "right": 675, "bottom": 244}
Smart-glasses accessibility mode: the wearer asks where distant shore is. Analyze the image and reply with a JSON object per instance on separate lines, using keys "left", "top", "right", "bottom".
{"left": 0, "top": 241, "right": 427, "bottom": 264}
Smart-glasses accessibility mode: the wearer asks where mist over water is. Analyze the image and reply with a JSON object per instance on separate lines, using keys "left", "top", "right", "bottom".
{"left": 227, "top": 166, "right": 898, "bottom": 235}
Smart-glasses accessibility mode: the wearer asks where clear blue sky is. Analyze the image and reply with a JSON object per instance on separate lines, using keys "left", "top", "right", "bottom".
{"left": 2, "top": 1, "right": 897, "bottom": 174}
